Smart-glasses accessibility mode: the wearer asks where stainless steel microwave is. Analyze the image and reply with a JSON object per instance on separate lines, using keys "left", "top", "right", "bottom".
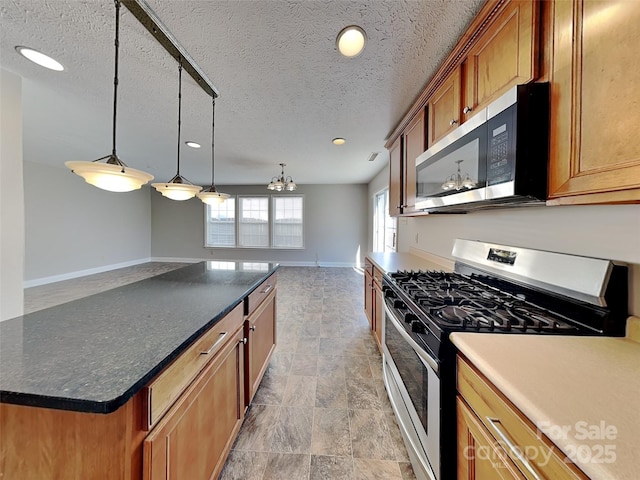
{"left": 415, "top": 83, "right": 549, "bottom": 213}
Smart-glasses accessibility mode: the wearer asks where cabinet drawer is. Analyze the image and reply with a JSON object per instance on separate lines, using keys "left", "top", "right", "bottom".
{"left": 246, "top": 273, "right": 277, "bottom": 316}
{"left": 364, "top": 259, "right": 374, "bottom": 276}
{"left": 457, "top": 356, "right": 587, "bottom": 480}
{"left": 373, "top": 266, "right": 383, "bottom": 286}
{"left": 143, "top": 302, "right": 244, "bottom": 430}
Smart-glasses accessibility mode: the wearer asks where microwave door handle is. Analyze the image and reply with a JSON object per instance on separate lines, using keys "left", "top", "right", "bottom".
{"left": 384, "top": 302, "right": 439, "bottom": 374}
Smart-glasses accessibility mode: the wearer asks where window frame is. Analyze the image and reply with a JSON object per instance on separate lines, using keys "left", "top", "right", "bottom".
{"left": 271, "top": 195, "right": 305, "bottom": 249}
{"left": 204, "top": 194, "right": 305, "bottom": 250}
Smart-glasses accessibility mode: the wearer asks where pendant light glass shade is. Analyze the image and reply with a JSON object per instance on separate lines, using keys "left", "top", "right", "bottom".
{"left": 153, "top": 174, "right": 202, "bottom": 200}
{"left": 66, "top": 157, "right": 153, "bottom": 192}
{"left": 65, "top": 0, "right": 153, "bottom": 192}
{"left": 152, "top": 61, "right": 202, "bottom": 201}
{"left": 198, "top": 97, "right": 229, "bottom": 205}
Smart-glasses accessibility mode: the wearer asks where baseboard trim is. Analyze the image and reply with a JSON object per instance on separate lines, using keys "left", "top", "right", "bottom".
{"left": 24, "top": 258, "right": 153, "bottom": 288}
{"left": 150, "top": 257, "right": 357, "bottom": 268}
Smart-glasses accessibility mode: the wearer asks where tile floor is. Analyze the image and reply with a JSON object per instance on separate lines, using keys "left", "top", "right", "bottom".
{"left": 24, "top": 262, "right": 190, "bottom": 314}
{"left": 23, "top": 263, "right": 415, "bottom": 480}
{"left": 220, "top": 267, "right": 416, "bottom": 480}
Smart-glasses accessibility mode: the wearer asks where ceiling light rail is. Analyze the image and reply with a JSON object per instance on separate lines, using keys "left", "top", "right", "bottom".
{"left": 121, "top": 0, "right": 219, "bottom": 99}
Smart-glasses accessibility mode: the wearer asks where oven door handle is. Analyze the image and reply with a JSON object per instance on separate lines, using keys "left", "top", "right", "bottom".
{"left": 384, "top": 301, "right": 439, "bottom": 374}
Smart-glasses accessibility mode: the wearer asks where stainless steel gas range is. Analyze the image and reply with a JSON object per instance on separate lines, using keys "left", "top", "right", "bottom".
{"left": 381, "top": 239, "right": 628, "bottom": 480}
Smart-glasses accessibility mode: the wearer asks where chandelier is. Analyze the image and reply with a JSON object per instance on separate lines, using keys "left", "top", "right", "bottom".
{"left": 267, "top": 163, "right": 297, "bottom": 192}
{"left": 442, "top": 160, "right": 476, "bottom": 191}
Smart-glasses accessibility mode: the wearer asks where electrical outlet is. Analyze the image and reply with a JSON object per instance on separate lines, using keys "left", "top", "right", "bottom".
{"left": 415, "top": 233, "right": 419, "bottom": 244}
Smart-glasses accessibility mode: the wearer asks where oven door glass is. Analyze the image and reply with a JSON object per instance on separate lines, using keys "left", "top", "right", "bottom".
{"left": 384, "top": 314, "right": 429, "bottom": 430}
{"left": 415, "top": 121, "right": 488, "bottom": 210}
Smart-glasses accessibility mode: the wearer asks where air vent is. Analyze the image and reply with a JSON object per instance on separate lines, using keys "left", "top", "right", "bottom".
{"left": 367, "top": 152, "right": 378, "bottom": 162}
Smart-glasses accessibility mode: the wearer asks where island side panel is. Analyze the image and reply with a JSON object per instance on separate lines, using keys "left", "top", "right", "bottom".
{"left": 0, "top": 391, "right": 145, "bottom": 480}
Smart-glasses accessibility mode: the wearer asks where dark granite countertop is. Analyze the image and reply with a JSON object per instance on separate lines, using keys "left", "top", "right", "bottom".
{"left": 0, "top": 261, "right": 278, "bottom": 414}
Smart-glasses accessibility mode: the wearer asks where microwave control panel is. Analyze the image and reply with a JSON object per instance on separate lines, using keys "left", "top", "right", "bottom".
{"left": 487, "top": 122, "right": 512, "bottom": 185}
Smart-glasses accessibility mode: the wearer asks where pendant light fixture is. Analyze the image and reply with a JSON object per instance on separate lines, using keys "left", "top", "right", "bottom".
{"left": 65, "top": 0, "right": 153, "bottom": 192}
{"left": 267, "top": 163, "right": 297, "bottom": 192}
{"left": 152, "top": 60, "right": 202, "bottom": 201}
{"left": 197, "top": 97, "right": 229, "bottom": 205}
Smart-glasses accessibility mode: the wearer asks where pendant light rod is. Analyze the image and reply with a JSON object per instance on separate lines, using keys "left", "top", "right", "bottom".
{"left": 176, "top": 59, "right": 182, "bottom": 175}
{"left": 211, "top": 97, "right": 216, "bottom": 186}
{"left": 112, "top": 0, "right": 120, "bottom": 157}
{"left": 121, "top": 0, "right": 219, "bottom": 99}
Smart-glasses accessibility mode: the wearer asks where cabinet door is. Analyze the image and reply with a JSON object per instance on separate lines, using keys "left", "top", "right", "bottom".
{"left": 462, "top": 0, "right": 537, "bottom": 121}
{"left": 364, "top": 269, "right": 374, "bottom": 329}
{"left": 245, "top": 289, "right": 277, "bottom": 406}
{"left": 548, "top": 0, "right": 640, "bottom": 203}
{"left": 388, "top": 136, "right": 403, "bottom": 216}
{"left": 457, "top": 398, "right": 525, "bottom": 480}
{"left": 143, "top": 327, "right": 244, "bottom": 480}
{"left": 428, "top": 67, "right": 461, "bottom": 146}
{"left": 403, "top": 108, "right": 426, "bottom": 214}
{"left": 373, "top": 280, "right": 383, "bottom": 352}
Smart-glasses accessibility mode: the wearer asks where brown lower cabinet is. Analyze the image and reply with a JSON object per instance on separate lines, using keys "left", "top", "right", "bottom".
{"left": 244, "top": 287, "right": 277, "bottom": 406}
{"left": 457, "top": 355, "right": 588, "bottom": 480}
{"left": 143, "top": 325, "right": 245, "bottom": 480}
{"left": 364, "top": 257, "right": 383, "bottom": 353}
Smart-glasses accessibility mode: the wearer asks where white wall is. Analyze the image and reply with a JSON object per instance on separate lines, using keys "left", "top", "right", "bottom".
{"left": 23, "top": 162, "right": 152, "bottom": 285}
{"left": 151, "top": 184, "right": 368, "bottom": 267}
{"left": 398, "top": 204, "right": 640, "bottom": 315}
{"left": 0, "top": 69, "right": 25, "bottom": 320}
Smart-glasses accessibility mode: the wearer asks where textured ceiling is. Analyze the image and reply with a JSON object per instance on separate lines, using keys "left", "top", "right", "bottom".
{"left": 0, "top": 0, "right": 484, "bottom": 186}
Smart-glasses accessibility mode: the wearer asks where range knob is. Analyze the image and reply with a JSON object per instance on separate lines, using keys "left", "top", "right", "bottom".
{"left": 411, "top": 321, "right": 426, "bottom": 334}
{"left": 384, "top": 287, "right": 396, "bottom": 299}
{"left": 404, "top": 312, "right": 418, "bottom": 324}
{"left": 393, "top": 300, "right": 406, "bottom": 310}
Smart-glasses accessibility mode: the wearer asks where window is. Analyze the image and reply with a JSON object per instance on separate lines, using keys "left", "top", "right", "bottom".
{"left": 205, "top": 195, "right": 304, "bottom": 249}
{"left": 239, "top": 196, "right": 269, "bottom": 247}
{"left": 373, "top": 189, "right": 397, "bottom": 252}
{"left": 206, "top": 197, "right": 235, "bottom": 247}
{"left": 273, "top": 196, "right": 303, "bottom": 248}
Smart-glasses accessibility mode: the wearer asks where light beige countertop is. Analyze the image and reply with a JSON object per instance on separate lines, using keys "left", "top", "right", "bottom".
{"left": 451, "top": 319, "right": 640, "bottom": 480}
{"left": 366, "top": 251, "right": 454, "bottom": 273}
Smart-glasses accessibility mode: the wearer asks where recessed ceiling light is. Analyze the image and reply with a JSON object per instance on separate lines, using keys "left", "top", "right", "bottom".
{"left": 15, "top": 46, "right": 64, "bottom": 71}
{"left": 332, "top": 138, "right": 346, "bottom": 145}
{"left": 336, "top": 26, "right": 367, "bottom": 57}
{"left": 185, "top": 141, "right": 201, "bottom": 148}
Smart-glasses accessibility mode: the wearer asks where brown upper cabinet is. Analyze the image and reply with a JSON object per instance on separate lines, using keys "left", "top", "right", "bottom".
{"left": 461, "top": 0, "right": 537, "bottom": 124}
{"left": 429, "top": 0, "right": 537, "bottom": 147}
{"left": 388, "top": 136, "right": 403, "bottom": 216}
{"left": 388, "top": 107, "right": 426, "bottom": 216}
{"left": 428, "top": 67, "right": 461, "bottom": 146}
{"left": 402, "top": 108, "right": 426, "bottom": 214}
{"left": 548, "top": 0, "right": 640, "bottom": 204}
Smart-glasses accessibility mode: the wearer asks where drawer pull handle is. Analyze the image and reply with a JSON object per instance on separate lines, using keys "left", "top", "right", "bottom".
{"left": 486, "top": 417, "right": 542, "bottom": 480}
{"left": 449, "top": 119, "right": 458, "bottom": 126}
{"left": 463, "top": 106, "right": 472, "bottom": 114}
{"left": 200, "top": 332, "right": 227, "bottom": 355}
{"left": 260, "top": 284, "right": 274, "bottom": 294}
{"left": 250, "top": 325, "right": 256, "bottom": 332}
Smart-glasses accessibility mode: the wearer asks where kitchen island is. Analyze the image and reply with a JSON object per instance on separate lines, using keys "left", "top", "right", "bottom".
{"left": 0, "top": 260, "right": 278, "bottom": 479}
